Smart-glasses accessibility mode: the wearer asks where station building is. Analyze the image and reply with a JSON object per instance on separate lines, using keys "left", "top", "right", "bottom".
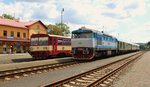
{"left": 0, "top": 17, "right": 47, "bottom": 54}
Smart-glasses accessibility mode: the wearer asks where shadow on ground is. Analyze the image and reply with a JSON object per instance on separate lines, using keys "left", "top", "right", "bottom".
{"left": 12, "top": 58, "right": 34, "bottom": 63}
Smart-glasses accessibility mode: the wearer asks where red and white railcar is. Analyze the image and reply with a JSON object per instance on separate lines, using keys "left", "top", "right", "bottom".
{"left": 30, "top": 34, "right": 71, "bottom": 59}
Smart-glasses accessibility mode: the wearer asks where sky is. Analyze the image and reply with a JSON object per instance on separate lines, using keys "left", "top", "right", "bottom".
{"left": 0, "top": 0, "right": 150, "bottom": 43}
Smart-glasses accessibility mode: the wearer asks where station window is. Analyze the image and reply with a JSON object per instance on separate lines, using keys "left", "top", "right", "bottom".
{"left": 10, "top": 31, "right": 14, "bottom": 37}
{"left": 23, "top": 33, "right": 26, "bottom": 38}
{"left": 17, "top": 32, "right": 20, "bottom": 38}
{"left": 3, "top": 30, "right": 7, "bottom": 36}
{"left": 36, "top": 25, "right": 40, "bottom": 30}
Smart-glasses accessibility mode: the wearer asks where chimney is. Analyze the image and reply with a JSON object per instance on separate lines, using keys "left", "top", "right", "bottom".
{"left": 15, "top": 18, "right": 20, "bottom": 22}
{"left": 0, "top": 16, "right": 4, "bottom": 19}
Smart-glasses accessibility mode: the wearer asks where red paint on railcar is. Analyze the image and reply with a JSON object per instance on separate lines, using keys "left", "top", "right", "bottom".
{"left": 30, "top": 34, "right": 71, "bottom": 59}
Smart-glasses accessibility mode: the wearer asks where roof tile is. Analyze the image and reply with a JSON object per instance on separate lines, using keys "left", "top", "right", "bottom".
{"left": 0, "top": 18, "right": 39, "bottom": 29}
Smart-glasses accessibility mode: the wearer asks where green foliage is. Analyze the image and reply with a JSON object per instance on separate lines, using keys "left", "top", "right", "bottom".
{"left": 147, "top": 41, "right": 150, "bottom": 46}
{"left": 47, "top": 24, "right": 63, "bottom": 36}
{"left": 47, "top": 23, "right": 70, "bottom": 36}
{"left": 2, "top": 14, "right": 15, "bottom": 20}
{"left": 137, "top": 43, "right": 149, "bottom": 50}
{"left": 147, "top": 41, "right": 150, "bottom": 49}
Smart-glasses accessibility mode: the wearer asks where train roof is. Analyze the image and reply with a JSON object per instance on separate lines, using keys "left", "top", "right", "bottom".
{"left": 72, "top": 26, "right": 117, "bottom": 39}
{"left": 118, "top": 40, "right": 139, "bottom": 46}
{"left": 31, "top": 34, "right": 70, "bottom": 39}
{"left": 48, "top": 34, "right": 71, "bottom": 38}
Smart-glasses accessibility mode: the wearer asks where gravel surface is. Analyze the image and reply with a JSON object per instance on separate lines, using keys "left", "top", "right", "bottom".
{"left": 111, "top": 51, "right": 150, "bottom": 87}
{"left": 0, "top": 52, "right": 139, "bottom": 87}
{"left": 0, "top": 53, "right": 33, "bottom": 64}
{"left": 0, "top": 57, "right": 73, "bottom": 72}
{"left": 0, "top": 53, "right": 70, "bottom": 64}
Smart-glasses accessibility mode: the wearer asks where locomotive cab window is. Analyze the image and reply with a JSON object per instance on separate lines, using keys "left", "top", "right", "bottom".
{"left": 72, "top": 33, "right": 92, "bottom": 38}
{"left": 72, "top": 33, "right": 80, "bottom": 38}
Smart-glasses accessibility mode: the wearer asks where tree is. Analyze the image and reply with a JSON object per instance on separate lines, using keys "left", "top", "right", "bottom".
{"left": 147, "top": 41, "right": 150, "bottom": 49}
{"left": 47, "top": 24, "right": 63, "bottom": 36}
{"left": 47, "top": 23, "right": 70, "bottom": 36}
{"left": 147, "top": 41, "right": 150, "bottom": 46}
{"left": 2, "top": 14, "right": 15, "bottom": 20}
{"left": 55, "top": 23, "right": 70, "bottom": 36}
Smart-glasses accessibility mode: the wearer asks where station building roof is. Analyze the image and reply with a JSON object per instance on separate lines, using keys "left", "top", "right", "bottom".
{"left": 0, "top": 18, "right": 47, "bottom": 29}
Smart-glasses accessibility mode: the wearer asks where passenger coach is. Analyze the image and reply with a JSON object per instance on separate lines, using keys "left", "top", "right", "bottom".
{"left": 30, "top": 34, "right": 71, "bottom": 59}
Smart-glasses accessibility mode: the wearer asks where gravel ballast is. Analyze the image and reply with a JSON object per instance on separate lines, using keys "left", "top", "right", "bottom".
{"left": 0, "top": 52, "right": 139, "bottom": 87}
{"left": 112, "top": 51, "right": 150, "bottom": 87}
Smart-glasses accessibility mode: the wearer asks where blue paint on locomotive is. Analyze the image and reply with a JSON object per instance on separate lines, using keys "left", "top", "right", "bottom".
{"left": 95, "top": 33, "right": 117, "bottom": 49}
{"left": 72, "top": 27, "right": 118, "bottom": 50}
{"left": 96, "top": 45, "right": 117, "bottom": 49}
{"left": 72, "top": 28, "right": 93, "bottom": 33}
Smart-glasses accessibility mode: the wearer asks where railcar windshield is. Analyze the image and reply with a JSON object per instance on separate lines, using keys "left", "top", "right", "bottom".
{"left": 31, "top": 37, "right": 48, "bottom": 45}
{"left": 38, "top": 37, "right": 48, "bottom": 45}
{"left": 72, "top": 33, "right": 92, "bottom": 38}
{"left": 31, "top": 38, "right": 38, "bottom": 45}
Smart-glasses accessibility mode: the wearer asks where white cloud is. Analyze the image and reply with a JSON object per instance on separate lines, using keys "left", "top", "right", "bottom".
{"left": 119, "top": 22, "right": 150, "bottom": 43}
{"left": 0, "top": 0, "right": 149, "bottom": 43}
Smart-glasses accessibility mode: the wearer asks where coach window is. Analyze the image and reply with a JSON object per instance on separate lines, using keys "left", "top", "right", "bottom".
{"left": 58, "top": 39, "right": 62, "bottom": 45}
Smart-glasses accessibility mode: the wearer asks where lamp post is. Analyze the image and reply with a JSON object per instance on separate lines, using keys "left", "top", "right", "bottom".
{"left": 61, "top": 8, "right": 64, "bottom": 29}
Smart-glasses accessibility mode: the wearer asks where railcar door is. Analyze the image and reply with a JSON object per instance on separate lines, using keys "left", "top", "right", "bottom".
{"left": 52, "top": 37, "right": 57, "bottom": 55}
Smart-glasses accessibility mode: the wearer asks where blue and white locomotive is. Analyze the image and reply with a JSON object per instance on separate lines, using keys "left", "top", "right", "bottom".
{"left": 71, "top": 27, "right": 118, "bottom": 60}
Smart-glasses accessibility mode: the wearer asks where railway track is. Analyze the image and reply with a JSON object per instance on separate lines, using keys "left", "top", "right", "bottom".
{"left": 0, "top": 60, "right": 86, "bottom": 81}
{"left": 41, "top": 51, "right": 145, "bottom": 87}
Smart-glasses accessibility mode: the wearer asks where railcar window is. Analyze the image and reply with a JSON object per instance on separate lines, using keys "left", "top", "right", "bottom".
{"left": 63, "top": 39, "right": 66, "bottom": 45}
{"left": 58, "top": 39, "right": 63, "bottom": 45}
{"left": 31, "top": 38, "right": 38, "bottom": 45}
{"left": 39, "top": 37, "right": 48, "bottom": 45}
{"left": 64, "top": 39, "right": 71, "bottom": 45}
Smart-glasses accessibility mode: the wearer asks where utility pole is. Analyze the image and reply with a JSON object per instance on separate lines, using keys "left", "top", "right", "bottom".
{"left": 61, "top": 8, "right": 64, "bottom": 29}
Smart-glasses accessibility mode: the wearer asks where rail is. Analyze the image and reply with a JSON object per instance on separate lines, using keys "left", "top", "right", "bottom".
{"left": 41, "top": 51, "right": 145, "bottom": 87}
